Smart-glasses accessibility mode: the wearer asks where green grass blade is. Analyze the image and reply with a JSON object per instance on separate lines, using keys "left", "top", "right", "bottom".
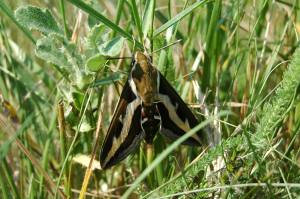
{"left": 153, "top": 0, "right": 209, "bottom": 37}
{"left": 0, "top": 168, "right": 10, "bottom": 199}
{"left": 0, "top": 0, "right": 35, "bottom": 43}
{"left": 59, "top": 0, "right": 71, "bottom": 38}
{"left": 203, "top": 0, "right": 222, "bottom": 91}
{"left": 1, "top": 160, "right": 21, "bottom": 199}
{"left": 114, "top": 0, "right": 126, "bottom": 25}
{"left": 112, "top": 0, "right": 126, "bottom": 37}
{"left": 129, "top": 0, "right": 143, "bottom": 42}
{"left": 66, "top": 0, "right": 143, "bottom": 48}
{"left": 142, "top": 0, "right": 155, "bottom": 42}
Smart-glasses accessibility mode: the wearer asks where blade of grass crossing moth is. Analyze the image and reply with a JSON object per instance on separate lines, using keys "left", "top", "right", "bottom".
{"left": 129, "top": 0, "right": 143, "bottom": 43}
{"left": 153, "top": 0, "right": 209, "bottom": 37}
{"left": 66, "top": 0, "right": 143, "bottom": 49}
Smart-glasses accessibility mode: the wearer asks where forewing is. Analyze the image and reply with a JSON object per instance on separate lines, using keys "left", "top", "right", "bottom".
{"left": 157, "top": 73, "right": 204, "bottom": 146}
{"left": 100, "top": 81, "right": 144, "bottom": 169}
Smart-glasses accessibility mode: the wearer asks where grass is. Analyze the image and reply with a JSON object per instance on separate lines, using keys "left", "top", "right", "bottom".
{"left": 0, "top": 0, "right": 300, "bottom": 198}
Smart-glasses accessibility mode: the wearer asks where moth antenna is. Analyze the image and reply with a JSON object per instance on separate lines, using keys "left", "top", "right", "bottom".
{"left": 106, "top": 56, "right": 132, "bottom": 60}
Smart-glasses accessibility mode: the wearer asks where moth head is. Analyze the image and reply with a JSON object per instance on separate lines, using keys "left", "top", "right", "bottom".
{"left": 130, "top": 51, "right": 159, "bottom": 105}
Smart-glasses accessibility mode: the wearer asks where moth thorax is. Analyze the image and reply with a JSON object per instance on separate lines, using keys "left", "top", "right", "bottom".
{"left": 132, "top": 51, "right": 159, "bottom": 105}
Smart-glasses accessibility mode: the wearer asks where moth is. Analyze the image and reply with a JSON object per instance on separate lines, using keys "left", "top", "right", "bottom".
{"left": 100, "top": 51, "right": 204, "bottom": 169}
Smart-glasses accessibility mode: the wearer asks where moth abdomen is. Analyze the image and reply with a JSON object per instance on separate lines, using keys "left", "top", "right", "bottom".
{"left": 141, "top": 105, "right": 161, "bottom": 143}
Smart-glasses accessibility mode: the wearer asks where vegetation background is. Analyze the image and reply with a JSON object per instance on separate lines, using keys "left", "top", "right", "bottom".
{"left": 0, "top": 0, "right": 300, "bottom": 198}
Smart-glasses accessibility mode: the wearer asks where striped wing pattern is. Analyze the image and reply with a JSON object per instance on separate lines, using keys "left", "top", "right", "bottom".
{"left": 100, "top": 81, "right": 144, "bottom": 169}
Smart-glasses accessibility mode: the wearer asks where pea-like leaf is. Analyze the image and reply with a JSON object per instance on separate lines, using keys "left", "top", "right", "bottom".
{"left": 98, "top": 36, "right": 125, "bottom": 57}
{"left": 35, "top": 34, "right": 71, "bottom": 68}
{"left": 15, "top": 5, "right": 62, "bottom": 35}
{"left": 85, "top": 54, "right": 107, "bottom": 72}
{"left": 86, "top": 24, "right": 110, "bottom": 52}
{"left": 36, "top": 33, "right": 94, "bottom": 89}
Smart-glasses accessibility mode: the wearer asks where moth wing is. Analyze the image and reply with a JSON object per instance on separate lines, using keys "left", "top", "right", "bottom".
{"left": 157, "top": 73, "right": 203, "bottom": 146}
{"left": 100, "top": 81, "right": 144, "bottom": 169}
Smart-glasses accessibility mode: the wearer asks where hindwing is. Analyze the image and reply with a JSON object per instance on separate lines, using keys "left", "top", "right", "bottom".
{"left": 157, "top": 72, "right": 203, "bottom": 146}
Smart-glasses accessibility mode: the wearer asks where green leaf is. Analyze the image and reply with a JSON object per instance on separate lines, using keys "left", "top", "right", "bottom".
{"left": 66, "top": 0, "right": 143, "bottom": 49}
{"left": 75, "top": 71, "right": 94, "bottom": 90}
{"left": 98, "top": 36, "right": 125, "bottom": 56}
{"left": 86, "top": 24, "right": 110, "bottom": 52}
{"left": 15, "top": 6, "right": 62, "bottom": 35}
{"left": 35, "top": 34, "right": 71, "bottom": 67}
{"left": 0, "top": 1, "right": 35, "bottom": 43}
{"left": 35, "top": 33, "right": 93, "bottom": 89}
{"left": 71, "top": 91, "right": 84, "bottom": 111}
{"left": 78, "top": 117, "right": 94, "bottom": 132}
{"left": 85, "top": 54, "right": 107, "bottom": 72}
